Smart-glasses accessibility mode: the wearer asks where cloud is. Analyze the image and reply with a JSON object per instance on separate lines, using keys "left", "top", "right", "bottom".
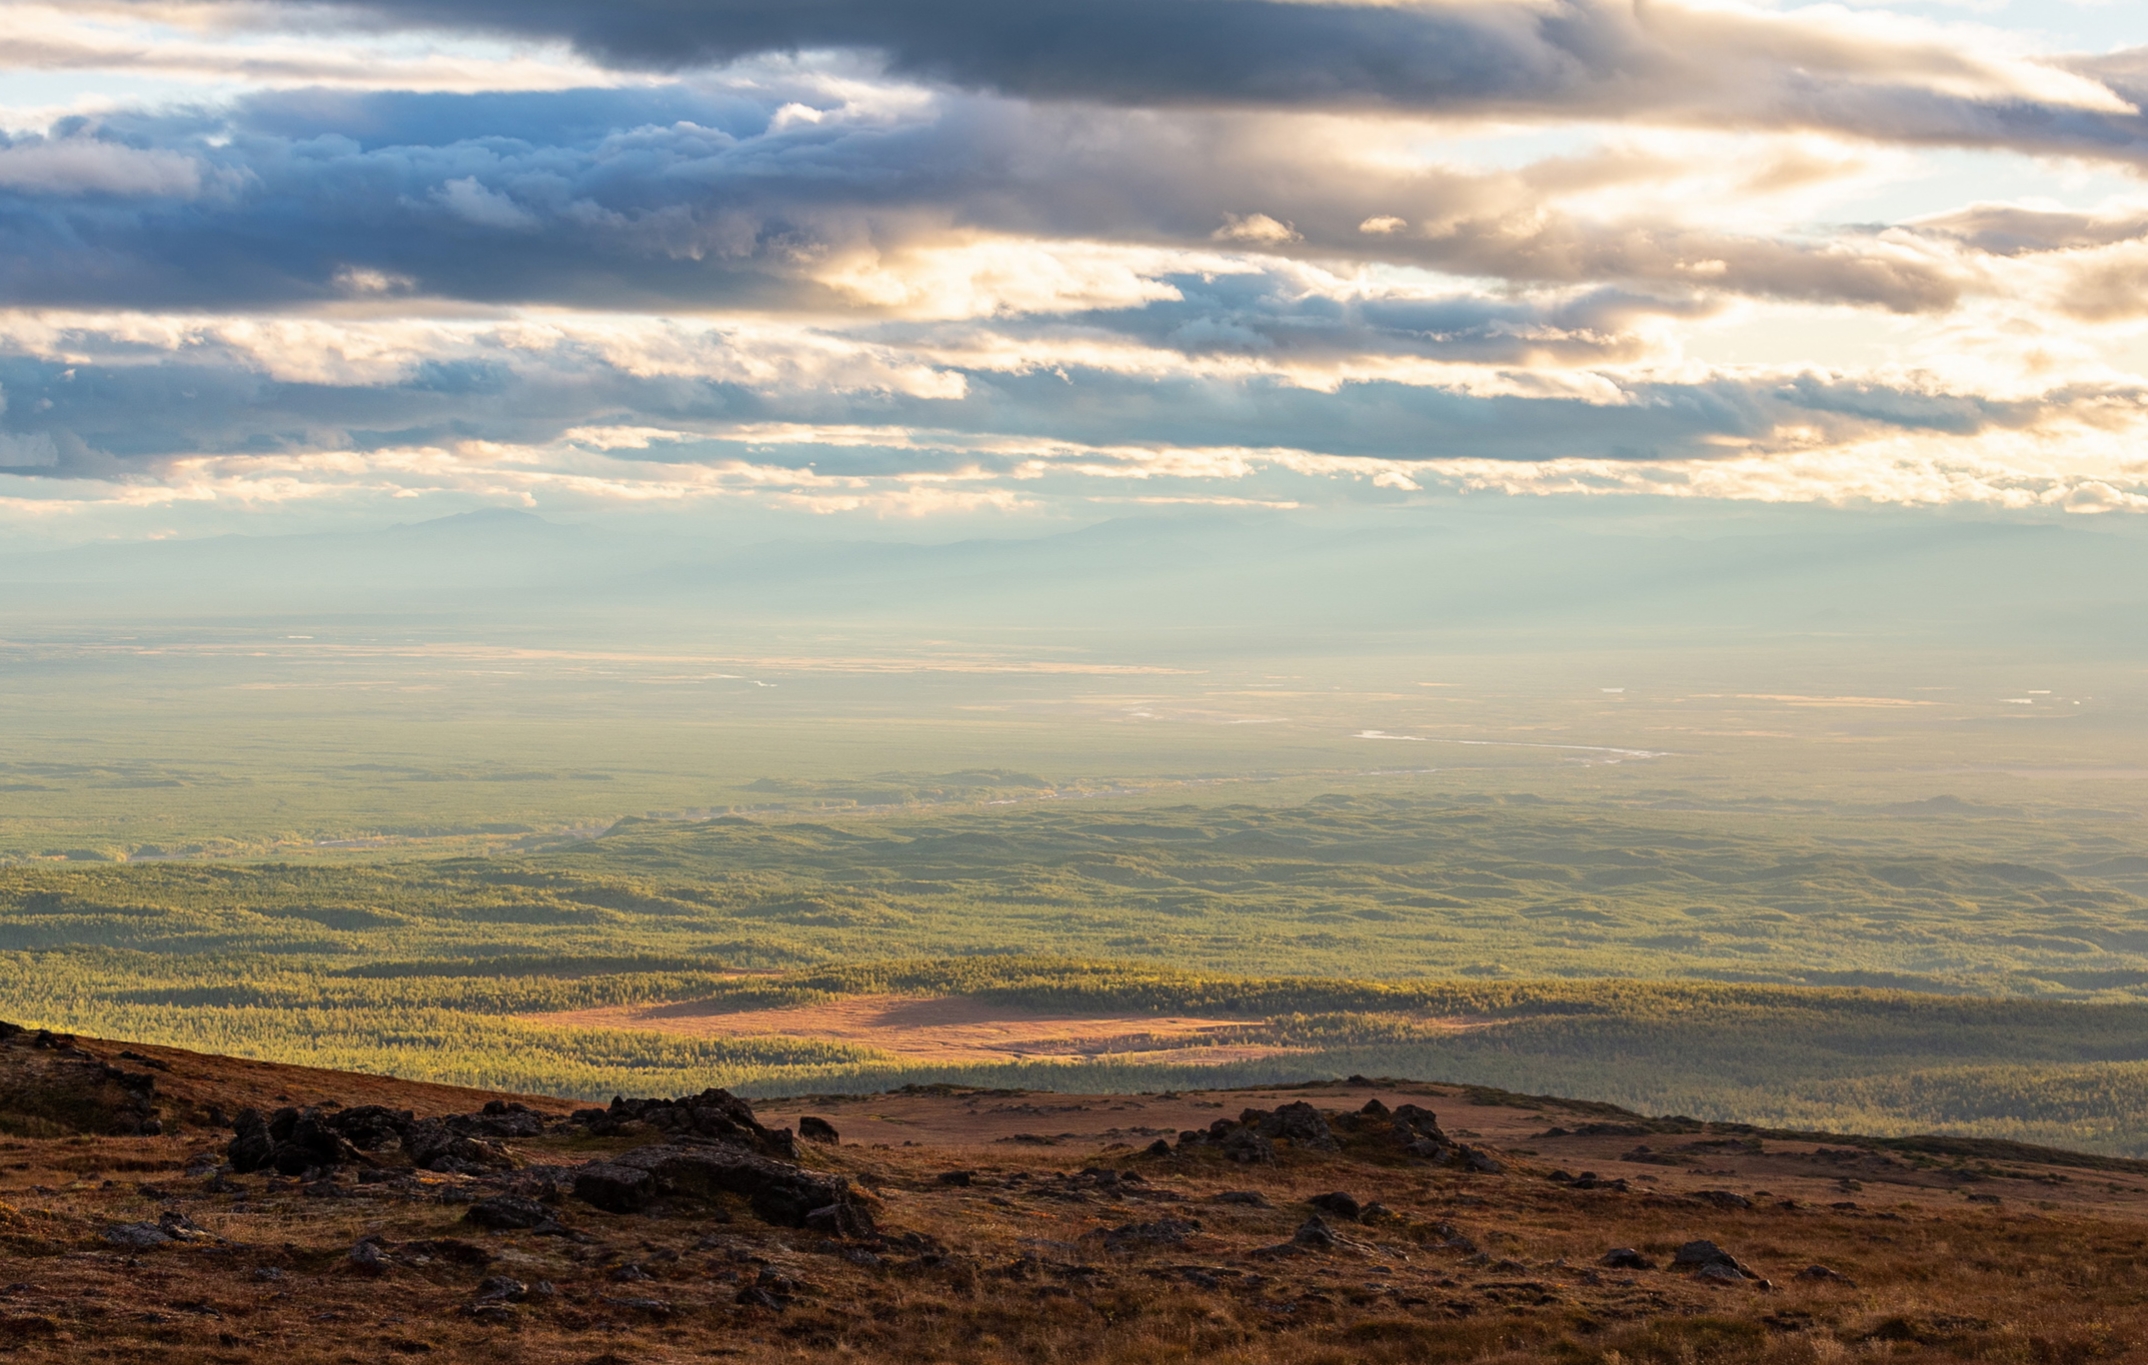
{"left": 0, "top": 135, "right": 202, "bottom": 196}
{"left": 227, "top": 0, "right": 2148, "bottom": 164}
{"left": 433, "top": 174, "right": 538, "bottom": 229}
{"left": 0, "top": 90, "right": 1969, "bottom": 314}
{"left": 2, "top": 1, "right": 2147, "bottom": 528}
{"left": 1214, "top": 212, "right": 1300, "bottom": 245}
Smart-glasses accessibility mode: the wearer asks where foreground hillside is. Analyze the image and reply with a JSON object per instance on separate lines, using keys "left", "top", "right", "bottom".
{"left": 3, "top": 1025, "right": 2147, "bottom": 1363}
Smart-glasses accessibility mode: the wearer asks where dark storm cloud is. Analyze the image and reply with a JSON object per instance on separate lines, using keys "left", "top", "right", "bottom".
{"left": 202, "top": 0, "right": 2148, "bottom": 164}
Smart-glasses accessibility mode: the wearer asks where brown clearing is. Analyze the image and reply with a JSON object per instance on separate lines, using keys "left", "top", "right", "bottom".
{"left": 10, "top": 1031, "right": 2148, "bottom": 1362}
{"left": 526, "top": 992, "right": 1401, "bottom": 1063}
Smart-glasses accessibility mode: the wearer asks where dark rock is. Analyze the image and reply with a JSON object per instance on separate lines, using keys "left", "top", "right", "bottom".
{"left": 462, "top": 1195, "right": 561, "bottom": 1232}
{"left": 1425, "top": 1221, "right": 1479, "bottom": 1255}
{"left": 1572, "top": 1172, "right": 1628, "bottom": 1191}
{"left": 1144, "top": 1139, "right": 1172, "bottom": 1157}
{"left": 103, "top": 1221, "right": 173, "bottom": 1250}
{"left": 737, "top": 1268, "right": 797, "bottom": 1310}
{"left": 469, "top": 1100, "right": 546, "bottom": 1138}
{"left": 323, "top": 1106, "right": 412, "bottom": 1151}
{"left": 1259, "top": 1101, "right": 1341, "bottom": 1152}
{"left": 348, "top": 1238, "right": 389, "bottom": 1275}
{"left": 1672, "top": 1240, "right": 1758, "bottom": 1281}
{"left": 1694, "top": 1189, "right": 1753, "bottom": 1209}
{"left": 1100, "top": 1218, "right": 1199, "bottom": 1252}
{"left": 935, "top": 1170, "right": 974, "bottom": 1187}
{"left": 1213, "top": 1190, "right": 1269, "bottom": 1207}
{"left": 227, "top": 1107, "right": 361, "bottom": 1176}
{"left": 404, "top": 1238, "right": 494, "bottom": 1268}
{"left": 1291, "top": 1216, "right": 1339, "bottom": 1249}
{"left": 105, "top": 1209, "right": 215, "bottom": 1250}
{"left": 475, "top": 1277, "right": 527, "bottom": 1303}
{"left": 1797, "top": 1264, "right": 1856, "bottom": 1286}
{"left": 595, "top": 1144, "right": 871, "bottom": 1232}
{"left": 1218, "top": 1126, "right": 1275, "bottom": 1164}
{"left": 572, "top": 1162, "right": 656, "bottom": 1214}
{"left": 1601, "top": 1247, "right": 1654, "bottom": 1270}
{"left": 1308, "top": 1192, "right": 1361, "bottom": 1221}
{"left": 569, "top": 1089, "right": 794, "bottom": 1158}
{"left": 227, "top": 1111, "right": 277, "bottom": 1173}
{"left": 1360, "top": 1202, "right": 1396, "bottom": 1223}
{"left": 798, "top": 1116, "right": 838, "bottom": 1144}
{"left": 804, "top": 1202, "right": 875, "bottom": 1238}
{"left": 404, "top": 1118, "right": 513, "bottom": 1174}
{"left": 1456, "top": 1146, "right": 1505, "bottom": 1174}
{"left": 610, "top": 1264, "right": 649, "bottom": 1282}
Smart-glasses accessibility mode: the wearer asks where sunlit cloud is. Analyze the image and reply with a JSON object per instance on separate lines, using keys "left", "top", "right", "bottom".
{"left": 0, "top": 0, "right": 2145, "bottom": 531}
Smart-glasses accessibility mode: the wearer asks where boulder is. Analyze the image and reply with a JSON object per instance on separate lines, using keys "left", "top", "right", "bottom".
{"left": 804, "top": 1201, "right": 876, "bottom": 1238}
{"left": 404, "top": 1118, "right": 514, "bottom": 1174}
{"left": 1219, "top": 1126, "right": 1275, "bottom": 1164}
{"left": 1672, "top": 1239, "right": 1759, "bottom": 1281}
{"left": 572, "top": 1162, "right": 656, "bottom": 1214}
{"left": 103, "top": 1221, "right": 173, "bottom": 1250}
{"left": 462, "top": 1195, "right": 561, "bottom": 1231}
{"left": 1259, "top": 1102, "right": 1342, "bottom": 1153}
{"left": 1308, "top": 1192, "right": 1362, "bottom": 1221}
{"left": 1601, "top": 1247, "right": 1654, "bottom": 1270}
{"left": 1100, "top": 1218, "right": 1199, "bottom": 1252}
{"left": 323, "top": 1105, "right": 412, "bottom": 1151}
{"left": 1456, "top": 1145, "right": 1505, "bottom": 1174}
{"left": 798, "top": 1116, "right": 839, "bottom": 1144}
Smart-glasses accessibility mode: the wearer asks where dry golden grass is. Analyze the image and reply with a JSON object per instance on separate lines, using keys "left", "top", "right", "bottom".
{"left": 1, "top": 1040, "right": 2146, "bottom": 1363}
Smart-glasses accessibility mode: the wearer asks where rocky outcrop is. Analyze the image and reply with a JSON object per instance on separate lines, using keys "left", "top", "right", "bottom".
{"left": 226, "top": 1099, "right": 545, "bottom": 1176}
{"left": 0, "top": 1022, "right": 162, "bottom": 1137}
{"left": 565, "top": 1089, "right": 796, "bottom": 1157}
{"left": 1175, "top": 1097, "right": 1478, "bottom": 1169}
{"left": 574, "top": 1142, "right": 870, "bottom": 1232}
{"left": 227, "top": 1106, "right": 365, "bottom": 1176}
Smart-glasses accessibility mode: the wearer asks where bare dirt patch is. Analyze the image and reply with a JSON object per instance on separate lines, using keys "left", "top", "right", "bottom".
{"left": 524, "top": 994, "right": 1293, "bottom": 1064}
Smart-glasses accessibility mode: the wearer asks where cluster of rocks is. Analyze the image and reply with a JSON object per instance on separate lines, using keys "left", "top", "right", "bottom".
{"left": 1600, "top": 1239, "right": 1778, "bottom": 1288}
{"left": 212, "top": 1084, "right": 876, "bottom": 1241}
{"left": 562, "top": 1090, "right": 798, "bottom": 1158}
{"left": 226, "top": 1099, "right": 551, "bottom": 1177}
{"left": 1170, "top": 1099, "right": 1502, "bottom": 1171}
{"left": 573, "top": 1143, "right": 873, "bottom": 1234}
{"left": 0, "top": 1021, "right": 163, "bottom": 1136}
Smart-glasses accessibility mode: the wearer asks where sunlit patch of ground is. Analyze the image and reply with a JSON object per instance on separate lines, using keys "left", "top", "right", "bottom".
{"left": 525, "top": 994, "right": 1311, "bottom": 1063}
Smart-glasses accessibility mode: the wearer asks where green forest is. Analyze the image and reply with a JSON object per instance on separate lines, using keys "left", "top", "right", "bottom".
{"left": 9, "top": 793, "right": 2148, "bottom": 1152}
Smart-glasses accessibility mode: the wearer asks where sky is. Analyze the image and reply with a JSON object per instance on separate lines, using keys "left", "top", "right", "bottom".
{"left": 2, "top": 0, "right": 2148, "bottom": 545}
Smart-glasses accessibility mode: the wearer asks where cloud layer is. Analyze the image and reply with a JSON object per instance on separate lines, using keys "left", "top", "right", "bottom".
{"left": 2, "top": 0, "right": 2148, "bottom": 527}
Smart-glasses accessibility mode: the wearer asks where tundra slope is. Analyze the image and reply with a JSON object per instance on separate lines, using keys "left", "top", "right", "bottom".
{"left": 4, "top": 1024, "right": 2148, "bottom": 1361}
